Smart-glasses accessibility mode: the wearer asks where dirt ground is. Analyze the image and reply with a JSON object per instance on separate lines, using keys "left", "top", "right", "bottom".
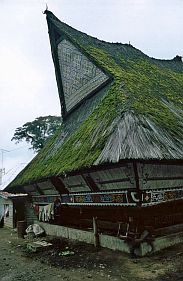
{"left": 0, "top": 228, "right": 183, "bottom": 281}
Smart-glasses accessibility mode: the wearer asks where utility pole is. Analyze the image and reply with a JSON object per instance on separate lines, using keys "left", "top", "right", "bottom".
{"left": 0, "top": 149, "right": 9, "bottom": 185}
{"left": 0, "top": 169, "right": 5, "bottom": 185}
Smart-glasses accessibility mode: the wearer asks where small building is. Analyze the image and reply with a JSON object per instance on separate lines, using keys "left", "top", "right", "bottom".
{"left": 5, "top": 11, "right": 183, "bottom": 254}
{"left": 0, "top": 192, "right": 27, "bottom": 228}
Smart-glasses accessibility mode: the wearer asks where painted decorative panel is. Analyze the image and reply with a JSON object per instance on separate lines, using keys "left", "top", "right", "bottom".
{"left": 61, "top": 191, "right": 134, "bottom": 206}
{"left": 60, "top": 187, "right": 183, "bottom": 207}
{"left": 142, "top": 188, "right": 183, "bottom": 206}
{"left": 32, "top": 195, "right": 59, "bottom": 204}
{"left": 31, "top": 187, "right": 183, "bottom": 207}
{"left": 57, "top": 39, "right": 109, "bottom": 112}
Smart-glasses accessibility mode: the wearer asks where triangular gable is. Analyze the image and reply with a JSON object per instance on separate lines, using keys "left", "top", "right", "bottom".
{"left": 58, "top": 39, "right": 109, "bottom": 112}
{"left": 46, "top": 12, "right": 109, "bottom": 118}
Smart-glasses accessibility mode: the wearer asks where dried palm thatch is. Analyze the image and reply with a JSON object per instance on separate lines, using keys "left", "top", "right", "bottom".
{"left": 7, "top": 11, "right": 183, "bottom": 189}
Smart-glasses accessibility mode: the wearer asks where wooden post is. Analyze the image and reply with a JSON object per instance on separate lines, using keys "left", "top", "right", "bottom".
{"left": 93, "top": 217, "right": 99, "bottom": 248}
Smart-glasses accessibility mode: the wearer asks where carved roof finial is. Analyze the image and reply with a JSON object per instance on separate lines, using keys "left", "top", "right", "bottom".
{"left": 43, "top": 3, "right": 49, "bottom": 14}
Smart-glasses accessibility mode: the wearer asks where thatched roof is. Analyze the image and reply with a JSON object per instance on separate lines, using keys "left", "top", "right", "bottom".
{"left": 7, "top": 11, "right": 183, "bottom": 189}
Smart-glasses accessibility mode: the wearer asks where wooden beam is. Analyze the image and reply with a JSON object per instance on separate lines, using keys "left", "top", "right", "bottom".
{"left": 97, "top": 178, "right": 131, "bottom": 184}
{"left": 143, "top": 176, "right": 183, "bottom": 181}
{"left": 133, "top": 162, "right": 141, "bottom": 207}
{"left": 34, "top": 184, "right": 45, "bottom": 195}
{"left": 82, "top": 174, "right": 100, "bottom": 192}
{"left": 50, "top": 177, "right": 69, "bottom": 194}
{"left": 93, "top": 217, "right": 99, "bottom": 248}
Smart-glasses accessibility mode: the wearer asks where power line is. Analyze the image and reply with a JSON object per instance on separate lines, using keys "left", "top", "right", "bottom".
{"left": 0, "top": 146, "right": 28, "bottom": 186}
{"left": 0, "top": 163, "right": 27, "bottom": 188}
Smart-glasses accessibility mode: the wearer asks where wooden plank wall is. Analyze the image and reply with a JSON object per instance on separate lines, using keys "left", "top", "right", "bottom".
{"left": 3, "top": 198, "right": 14, "bottom": 228}
{"left": 138, "top": 163, "right": 183, "bottom": 190}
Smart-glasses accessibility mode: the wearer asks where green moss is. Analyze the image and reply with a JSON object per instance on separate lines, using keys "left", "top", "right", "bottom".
{"left": 9, "top": 16, "right": 183, "bottom": 188}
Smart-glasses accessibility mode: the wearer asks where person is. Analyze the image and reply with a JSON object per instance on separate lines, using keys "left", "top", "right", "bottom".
{"left": 0, "top": 217, "right": 4, "bottom": 228}
{"left": 54, "top": 197, "right": 61, "bottom": 224}
{"left": 127, "top": 227, "right": 154, "bottom": 258}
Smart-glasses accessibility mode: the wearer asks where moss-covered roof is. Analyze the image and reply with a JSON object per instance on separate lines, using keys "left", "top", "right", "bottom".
{"left": 7, "top": 11, "right": 183, "bottom": 189}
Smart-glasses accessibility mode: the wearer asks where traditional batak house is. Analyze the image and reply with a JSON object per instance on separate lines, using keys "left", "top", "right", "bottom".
{"left": 6, "top": 11, "right": 183, "bottom": 254}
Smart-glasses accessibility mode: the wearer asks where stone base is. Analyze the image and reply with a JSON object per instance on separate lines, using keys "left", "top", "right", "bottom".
{"left": 37, "top": 222, "right": 183, "bottom": 256}
{"left": 27, "top": 241, "right": 52, "bottom": 252}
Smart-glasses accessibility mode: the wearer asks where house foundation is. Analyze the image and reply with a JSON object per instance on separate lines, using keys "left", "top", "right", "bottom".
{"left": 37, "top": 222, "right": 183, "bottom": 256}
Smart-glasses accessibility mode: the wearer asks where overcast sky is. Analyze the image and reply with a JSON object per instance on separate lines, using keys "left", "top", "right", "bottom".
{"left": 0, "top": 0, "right": 182, "bottom": 189}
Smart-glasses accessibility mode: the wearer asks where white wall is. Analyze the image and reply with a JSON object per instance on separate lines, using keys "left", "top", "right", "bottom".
{"left": 0, "top": 197, "right": 14, "bottom": 228}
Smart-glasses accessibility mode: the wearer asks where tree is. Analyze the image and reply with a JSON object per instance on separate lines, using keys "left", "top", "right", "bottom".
{"left": 11, "top": 115, "right": 62, "bottom": 152}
